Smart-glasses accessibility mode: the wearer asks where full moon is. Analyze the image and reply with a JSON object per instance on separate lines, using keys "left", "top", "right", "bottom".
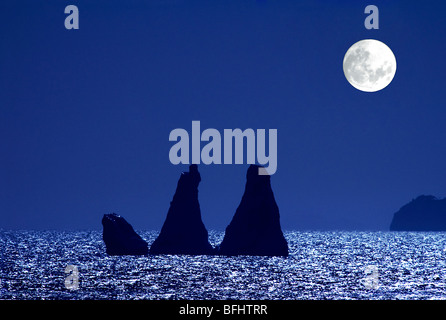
{"left": 343, "top": 39, "right": 396, "bottom": 92}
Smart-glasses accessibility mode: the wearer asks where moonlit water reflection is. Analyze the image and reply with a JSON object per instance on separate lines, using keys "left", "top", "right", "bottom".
{"left": 1, "top": 230, "right": 446, "bottom": 300}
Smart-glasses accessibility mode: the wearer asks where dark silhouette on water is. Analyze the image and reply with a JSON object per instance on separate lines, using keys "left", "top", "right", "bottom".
{"left": 149, "top": 164, "right": 215, "bottom": 255}
{"left": 390, "top": 195, "right": 446, "bottom": 231}
{"left": 102, "top": 213, "right": 148, "bottom": 255}
{"left": 102, "top": 165, "right": 288, "bottom": 256}
{"left": 217, "top": 165, "right": 289, "bottom": 256}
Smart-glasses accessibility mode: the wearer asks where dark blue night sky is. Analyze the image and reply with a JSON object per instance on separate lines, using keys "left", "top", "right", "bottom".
{"left": 1, "top": 0, "right": 445, "bottom": 231}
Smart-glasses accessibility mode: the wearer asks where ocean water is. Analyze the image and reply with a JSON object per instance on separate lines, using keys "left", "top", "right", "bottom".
{"left": 1, "top": 230, "right": 446, "bottom": 300}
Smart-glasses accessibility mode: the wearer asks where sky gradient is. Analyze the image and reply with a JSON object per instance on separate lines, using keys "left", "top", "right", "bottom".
{"left": 1, "top": 0, "right": 446, "bottom": 231}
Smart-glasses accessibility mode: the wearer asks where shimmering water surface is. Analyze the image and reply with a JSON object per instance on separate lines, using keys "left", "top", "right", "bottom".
{"left": 1, "top": 230, "right": 446, "bottom": 300}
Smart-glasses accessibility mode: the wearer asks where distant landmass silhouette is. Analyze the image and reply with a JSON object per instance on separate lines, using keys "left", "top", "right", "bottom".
{"left": 149, "top": 164, "right": 215, "bottom": 255}
{"left": 217, "top": 165, "right": 289, "bottom": 256}
{"left": 390, "top": 195, "right": 446, "bottom": 231}
{"left": 102, "top": 213, "right": 148, "bottom": 255}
